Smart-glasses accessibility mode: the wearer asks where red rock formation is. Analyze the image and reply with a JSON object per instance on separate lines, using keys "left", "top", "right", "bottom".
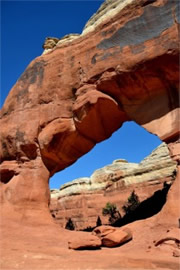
{"left": 0, "top": 0, "right": 179, "bottom": 269}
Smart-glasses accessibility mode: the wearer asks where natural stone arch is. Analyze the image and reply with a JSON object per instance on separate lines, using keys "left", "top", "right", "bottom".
{"left": 49, "top": 120, "right": 162, "bottom": 189}
{"left": 0, "top": 0, "right": 179, "bottom": 227}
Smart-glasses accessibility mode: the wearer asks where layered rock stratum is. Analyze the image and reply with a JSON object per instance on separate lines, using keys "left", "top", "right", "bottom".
{"left": 50, "top": 143, "right": 177, "bottom": 230}
{"left": 0, "top": 0, "right": 180, "bottom": 269}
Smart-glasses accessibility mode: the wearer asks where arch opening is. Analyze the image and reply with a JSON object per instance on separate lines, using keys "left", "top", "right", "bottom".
{"left": 48, "top": 121, "right": 178, "bottom": 231}
{"left": 49, "top": 121, "right": 162, "bottom": 189}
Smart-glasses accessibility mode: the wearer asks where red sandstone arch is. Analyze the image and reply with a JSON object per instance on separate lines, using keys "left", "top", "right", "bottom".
{"left": 0, "top": 0, "right": 179, "bottom": 229}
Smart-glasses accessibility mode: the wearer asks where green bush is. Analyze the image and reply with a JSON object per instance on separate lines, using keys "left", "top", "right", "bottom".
{"left": 102, "top": 202, "right": 121, "bottom": 224}
{"left": 122, "top": 190, "right": 140, "bottom": 215}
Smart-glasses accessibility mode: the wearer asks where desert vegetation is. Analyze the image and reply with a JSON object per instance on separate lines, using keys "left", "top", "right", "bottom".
{"left": 65, "top": 218, "right": 75, "bottom": 230}
{"left": 122, "top": 190, "right": 140, "bottom": 215}
{"left": 96, "top": 216, "right": 102, "bottom": 227}
{"left": 102, "top": 202, "right": 121, "bottom": 224}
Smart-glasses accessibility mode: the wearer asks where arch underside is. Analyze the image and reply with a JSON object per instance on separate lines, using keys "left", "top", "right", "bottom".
{"left": 39, "top": 53, "right": 179, "bottom": 176}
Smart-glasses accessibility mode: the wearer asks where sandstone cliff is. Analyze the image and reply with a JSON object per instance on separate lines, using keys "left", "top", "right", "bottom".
{"left": 50, "top": 143, "right": 177, "bottom": 230}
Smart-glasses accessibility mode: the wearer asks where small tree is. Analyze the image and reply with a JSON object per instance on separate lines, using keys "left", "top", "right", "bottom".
{"left": 102, "top": 202, "right": 121, "bottom": 224}
{"left": 65, "top": 218, "right": 75, "bottom": 230}
{"left": 122, "top": 190, "right": 140, "bottom": 215}
{"left": 96, "top": 216, "right": 102, "bottom": 227}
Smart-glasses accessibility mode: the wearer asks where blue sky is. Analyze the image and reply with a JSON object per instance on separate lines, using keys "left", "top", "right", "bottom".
{"left": 1, "top": 1, "right": 161, "bottom": 189}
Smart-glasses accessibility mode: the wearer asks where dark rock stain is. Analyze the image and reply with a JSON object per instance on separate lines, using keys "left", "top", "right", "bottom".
{"left": 1, "top": 142, "right": 10, "bottom": 160}
{"left": 16, "top": 60, "right": 46, "bottom": 103}
{"left": 1, "top": 141, "right": 15, "bottom": 161}
{"left": 16, "top": 130, "right": 25, "bottom": 143}
{"left": 18, "top": 60, "right": 46, "bottom": 86}
{"left": 91, "top": 54, "right": 98, "bottom": 64}
{"left": 70, "top": 56, "right": 75, "bottom": 67}
{"left": 97, "top": 1, "right": 179, "bottom": 50}
{"left": 91, "top": 49, "right": 120, "bottom": 64}
{"left": 130, "top": 44, "right": 146, "bottom": 55}
{"left": 16, "top": 88, "right": 29, "bottom": 102}
{"left": 100, "top": 50, "right": 120, "bottom": 61}
{"left": 101, "top": 26, "right": 116, "bottom": 37}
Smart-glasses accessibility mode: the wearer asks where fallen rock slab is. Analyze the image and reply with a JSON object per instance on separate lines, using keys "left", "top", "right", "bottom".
{"left": 68, "top": 233, "right": 101, "bottom": 250}
{"left": 92, "top": 225, "right": 132, "bottom": 248}
{"left": 101, "top": 229, "right": 132, "bottom": 247}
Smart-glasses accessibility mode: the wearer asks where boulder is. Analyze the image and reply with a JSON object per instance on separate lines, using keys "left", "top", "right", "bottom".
{"left": 68, "top": 226, "right": 132, "bottom": 249}
{"left": 68, "top": 233, "right": 101, "bottom": 250}
{"left": 92, "top": 225, "right": 132, "bottom": 248}
{"left": 101, "top": 228, "right": 132, "bottom": 247}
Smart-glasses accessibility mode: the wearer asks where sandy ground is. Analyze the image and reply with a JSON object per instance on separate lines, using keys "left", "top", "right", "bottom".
{"left": 1, "top": 214, "right": 179, "bottom": 270}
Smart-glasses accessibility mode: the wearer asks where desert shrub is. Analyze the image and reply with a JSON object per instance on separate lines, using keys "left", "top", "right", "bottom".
{"left": 122, "top": 190, "right": 140, "bottom": 215}
{"left": 96, "top": 216, "right": 102, "bottom": 227}
{"left": 65, "top": 218, "right": 75, "bottom": 230}
{"left": 102, "top": 202, "right": 121, "bottom": 224}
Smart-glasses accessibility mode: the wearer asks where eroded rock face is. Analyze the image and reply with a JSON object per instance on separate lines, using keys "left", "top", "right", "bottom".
{"left": 50, "top": 143, "right": 177, "bottom": 230}
{"left": 0, "top": 0, "right": 179, "bottom": 232}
